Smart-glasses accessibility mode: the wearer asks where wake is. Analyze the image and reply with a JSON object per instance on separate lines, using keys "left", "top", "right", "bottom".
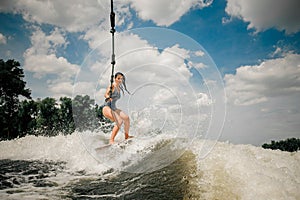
{"left": 0, "top": 131, "right": 299, "bottom": 199}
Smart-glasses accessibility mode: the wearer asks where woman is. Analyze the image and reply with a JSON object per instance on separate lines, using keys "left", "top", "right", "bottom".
{"left": 102, "top": 72, "right": 132, "bottom": 144}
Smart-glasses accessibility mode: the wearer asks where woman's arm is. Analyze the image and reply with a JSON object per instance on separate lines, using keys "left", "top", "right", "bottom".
{"left": 104, "top": 85, "right": 113, "bottom": 101}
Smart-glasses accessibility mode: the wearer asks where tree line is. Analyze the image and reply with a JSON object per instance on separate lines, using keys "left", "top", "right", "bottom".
{"left": 262, "top": 138, "right": 300, "bottom": 152}
{"left": 0, "top": 59, "right": 112, "bottom": 140}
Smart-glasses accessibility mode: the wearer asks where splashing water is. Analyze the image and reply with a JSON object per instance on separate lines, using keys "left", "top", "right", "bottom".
{"left": 0, "top": 131, "right": 299, "bottom": 200}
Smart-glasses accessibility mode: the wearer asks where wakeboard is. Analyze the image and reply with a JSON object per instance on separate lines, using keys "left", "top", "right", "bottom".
{"left": 95, "top": 137, "right": 134, "bottom": 151}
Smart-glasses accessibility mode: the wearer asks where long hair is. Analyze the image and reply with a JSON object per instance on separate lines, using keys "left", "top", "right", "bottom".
{"left": 115, "top": 72, "right": 130, "bottom": 95}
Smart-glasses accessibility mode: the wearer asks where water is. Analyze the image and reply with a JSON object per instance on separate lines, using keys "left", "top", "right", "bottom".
{"left": 0, "top": 132, "right": 299, "bottom": 199}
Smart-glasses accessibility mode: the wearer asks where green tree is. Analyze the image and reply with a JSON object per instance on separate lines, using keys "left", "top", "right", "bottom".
{"left": 0, "top": 59, "right": 31, "bottom": 139}
{"left": 36, "top": 97, "right": 59, "bottom": 136}
{"left": 262, "top": 138, "right": 300, "bottom": 152}
{"left": 72, "top": 95, "right": 98, "bottom": 131}
{"left": 18, "top": 99, "right": 38, "bottom": 137}
{"left": 58, "top": 97, "right": 75, "bottom": 134}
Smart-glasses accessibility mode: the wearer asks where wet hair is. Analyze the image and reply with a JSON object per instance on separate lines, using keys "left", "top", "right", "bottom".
{"left": 115, "top": 72, "right": 130, "bottom": 95}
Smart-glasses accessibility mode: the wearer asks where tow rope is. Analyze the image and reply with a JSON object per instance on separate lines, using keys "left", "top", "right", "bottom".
{"left": 109, "top": 0, "right": 116, "bottom": 99}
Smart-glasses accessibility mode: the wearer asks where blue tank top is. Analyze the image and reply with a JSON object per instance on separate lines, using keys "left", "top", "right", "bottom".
{"left": 104, "top": 88, "right": 120, "bottom": 111}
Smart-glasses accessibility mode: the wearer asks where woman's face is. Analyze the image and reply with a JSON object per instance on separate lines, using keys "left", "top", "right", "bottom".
{"left": 115, "top": 74, "right": 123, "bottom": 84}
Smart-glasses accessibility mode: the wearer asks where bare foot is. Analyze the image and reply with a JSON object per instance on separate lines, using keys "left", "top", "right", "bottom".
{"left": 125, "top": 133, "right": 134, "bottom": 140}
{"left": 109, "top": 139, "right": 114, "bottom": 145}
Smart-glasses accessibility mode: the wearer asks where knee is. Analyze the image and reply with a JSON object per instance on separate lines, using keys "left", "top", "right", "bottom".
{"left": 123, "top": 114, "right": 129, "bottom": 121}
{"left": 125, "top": 116, "right": 129, "bottom": 122}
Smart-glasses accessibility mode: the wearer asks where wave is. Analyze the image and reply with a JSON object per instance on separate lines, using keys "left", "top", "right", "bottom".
{"left": 0, "top": 131, "right": 299, "bottom": 199}
{"left": 0, "top": 132, "right": 106, "bottom": 173}
{"left": 190, "top": 140, "right": 300, "bottom": 199}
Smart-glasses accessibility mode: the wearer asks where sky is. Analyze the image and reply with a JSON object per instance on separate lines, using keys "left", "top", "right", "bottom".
{"left": 0, "top": 0, "right": 300, "bottom": 146}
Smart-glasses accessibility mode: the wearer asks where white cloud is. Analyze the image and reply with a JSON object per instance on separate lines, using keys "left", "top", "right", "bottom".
{"left": 222, "top": 16, "right": 232, "bottom": 25}
{"left": 0, "top": 0, "right": 213, "bottom": 31}
{"left": 222, "top": 54, "right": 300, "bottom": 144}
{"left": 128, "top": 0, "right": 213, "bottom": 26}
{"left": 82, "top": 26, "right": 110, "bottom": 50}
{"left": 83, "top": 31, "right": 153, "bottom": 67}
{"left": 225, "top": 0, "right": 300, "bottom": 34}
{"left": 0, "top": 0, "right": 127, "bottom": 33}
{"left": 270, "top": 45, "right": 295, "bottom": 58}
{"left": 24, "top": 54, "right": 79, "bottom": 79}
{"left": 225, "top": 53, "right": 300, "bottom": 105}
{"left": 153, "top": 88, "right": 175, "bottom": 103}
{"left": 159, "top": 44, "right": 192, "bottom": 78}
{"left": 164, "top": 44, "right": 190, "bottom": 59}
{"left": 24, "top": 27, "right": 67, "bottom": 55}
{"left": 0, "top": 0, "right": 106, "bottom": 32}
{"left": 194, "top": 50, "right": 205, "bottom": 57}
{"left": 49, "top": 81, "right": 73, "bottom": 98}
{"left": 24, "top": 27, "right": 78, "bottom": 78}
{"left": 73, "top": 81, "right": 97, "bottom": 99}
{"left": 196, "top": 93, "right": 212, "bottom": 106}
{"left": 0, "top": 33, "right": 7, "bottom": 44}
{"left": 271, "top": 47, "right": 284, "bottom": 57}
{"left": 193, "top": 62, "right": 207, "bottom": 70}
{"left": 23, "top": 27, "right": 80, "bottom": 98}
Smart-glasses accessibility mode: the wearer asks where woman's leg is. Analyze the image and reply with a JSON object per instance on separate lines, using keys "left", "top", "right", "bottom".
{"left": 110, "top": 125, "right": 119, "bottom": 144}
{"left": 102, "top": 106, "right": 123, "bottom": 144}
{"left": 119, "top": 110, "right": 132, "bottom": 139}
{"left": 102, "top": 106, "right": 115, "bottom": 121}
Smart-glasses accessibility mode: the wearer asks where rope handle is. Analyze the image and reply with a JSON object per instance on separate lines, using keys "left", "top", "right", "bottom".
{"left": 109, "top": 0, "right": 116, "bottom": 99}
{"left": 110, "top": 0, "right": 116, "bottom": 34}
